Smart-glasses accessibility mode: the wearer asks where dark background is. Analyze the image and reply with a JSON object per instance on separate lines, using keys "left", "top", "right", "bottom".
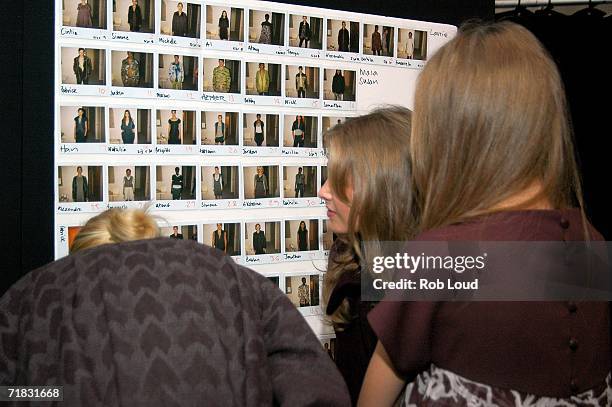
{"left": 11, "top": 0, "right": 578, "bottom": 295}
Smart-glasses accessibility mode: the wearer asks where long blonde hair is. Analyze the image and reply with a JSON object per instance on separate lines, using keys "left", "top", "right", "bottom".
{"left": 411, "top": 21, "right": 586, "bottom": 233}
{"left": 323, "top": 106, "right": 417, "bottom": 327}
{"left": 70, "top": 208, "right": 160, "bottom": 253}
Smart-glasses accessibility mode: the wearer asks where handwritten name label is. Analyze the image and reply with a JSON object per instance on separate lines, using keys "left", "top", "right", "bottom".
{"left": 350, "top": 55, "right": 361, "bottom": 62}
{"left": 396, "top": 60, "right": 410, "bottom": 67}
{"left": 58, "top": 206, "right": 82, "bottom": 212}
{"left": 287, "top": 49, "right": 299, "bottom": 56}
{"left": 323, "top": 101, "right": 342, "bottom": 108}
{"left": 189, "top": 41, "right": 201, "bottom": 48}
{"left": 59, "top": 226, "right": 67, "bottom": 242}
{"left": 112, "top": 32, "right": 129, "bottom": 40}
{"left": 243, "top": 148, "right": 258, "bottom": 155}
{"left": 144, "top": 39, "right": 154, "bottom": 44}
{"left": 200, "top": 148, "right": 216, "bottom": 154}
{"left": 308, "top": 150, "right": 320, "bottom": 158}
{"left": 108, "top": 203, "right": 128, "bottom": 209}
{"left": 155, "top": 202, "right": 171, "bottom": 208}
{"left": 248, "top": 45, "right": 260, "bottom": 53}
{"left": 282, "top": 149, "right": 299, "bottom": 156}
{"left": 310, "top": 52, "right": 321, "bottom": 58}
{"left": 157, "top": 92, "right": 170, "bottom": 98}
{"left": 107, "top": 145, "right": 127, "bottom": 152}
{"left": 243, "top": 201, "right": 262, "bottom": 207}
{"left": 361, "top": 56, "right": 374, "bottom": 63}
{"left": 325, "top": 52, "right": 345, "bottom": 60}
{"left": 244, "top": 97, "right": 255, "bottom": 104}
{"left": 60, "top": 28, "right": 78, "bottom": 36}
{"left": 359, "top": 77, "right": 379, "bottom": 85}
{"left": 202, "top": 94, "right": 227, "bottom": 102}
{"left": 201, "top": 202, "right": 220, "bottom": 208}
{"left": 159, "top": 37, "right": 177, "bottom": 44}
{"left": 284, "top": 99, "right": 297, "bottom": 105}
{"left": 275, "top": 49, "right": 286, "bottom": 55}
{"left": 92, "top": 35, "right": 107, "bottom": 40}
{"left": 156, "top": 146, "right": 171, "bottom": 154}
{"left": 283, "top": 199, "right": 300, "bottom": 206}
{"left": 137, "top": 147, "right": 154, "bottom": 154}
{"left": 284, "top": 253, "right": 304, "bottom": 260}
{"left": 61, "top": 86, "right": 77, "bottom": 94}
{"left": 431, "top": 31, "right": 448, "bottom": 38}
{"left": 60, "top": 145, "right": 79, "bottom": 153}
{"left": 111, "top": 89, "right": 125, "bottom": 96}
{"left": 245, "top": 256, "right": 262, "bottom": 263}
{"left": 232, "top": 45, "right": 243, "bottom": 52}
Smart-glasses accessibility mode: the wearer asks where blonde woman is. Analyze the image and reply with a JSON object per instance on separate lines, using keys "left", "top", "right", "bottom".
{"left": 70, "top": 208, "right": 159, "bottom": 253}
{"left": 318, "top": 106, "right": 416, "bottom": 405}
{"left": 360, "top": 22, "right": 610, "bottom": 406}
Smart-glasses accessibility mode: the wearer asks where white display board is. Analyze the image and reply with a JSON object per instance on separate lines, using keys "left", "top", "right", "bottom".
{"left": 55, "top": 0, "right": 456, "bottom": 337}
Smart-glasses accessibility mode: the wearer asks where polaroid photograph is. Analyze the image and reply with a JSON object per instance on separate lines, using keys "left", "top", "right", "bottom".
{"left": 159, "top": 1, "right": 202, "bottom": 40}
{"left": 363, "top": 24, "right": 394, "bottom": 57}
{"left": 155, "top": 165, "right": 197, "bottom": 207}
{"left": 108, "top": 107, "right": 152, "bottom": 149}
{"left": 323, "top": 69, "right": 357, "bottom": 109}
{"left": 161, "top": 224, "right": 198, "bottom": 241}
{"left": 59, "top": 106, "right": 106, "bottom": 153}
{"left": 248, "top": 10, "right": 286, "bottom": 52}
{"left": 56, "top": 223, "right": 88, "bottom": 258}
{"left": 284, "top": 65, "right": 321, "bottom": 107}
{"left": 397, "top": 28, "right": 428, "bottom": 61}
{"left": 201, "top": 111, "right": 239, "bottom": 146}
{"left": 60, "top": 47, "right": 106, "bottom": 95}
{"left": 322, "top": 219, "right": 336, "bottom": 251}
{"left": 319, "top": 337, "right": 336, "bottom": 361}
{"left": 158, "top": 54, "right": 199, "bottom": 93}
{"left": 57, "top": 165, "right": 104, "bottom": 211}
{"left": 200, "top": 165, "right": 241, "bottom": 209}
{"left": 201, "top": 222, "right": 242, "bottom": 257}
{"left": 285, "top": 274, "right": 320, "bottom": 312}
{"left": 155, "top": 109, "right": 197, "bottom": 153}
{"left": 326, "top": 19, "right": 360, "bottom": 58}
{"left": 283, "top": 165, "right": 319, "bottom": 207}
{"left": 243, "top": 165, "right": 281, "bottom": 208}
{"left": 244, "top": 221, "right": 282, "bottom": 264}
{"left": 205, "top": 5, "right": 245, "bottom": 47}
{"left": 242, "top": 113, "right": 280, "bottom": 154}
{"left": 267, "top": 275, "right": 281, "bottom": 288}
{"left": 284, "top": 219, "right": 321, "bottom": 261}
{"left": 107, "top": 165, "right": 151, "bottom": 205}
{"left": 201, "top": 58, "right": 241, "bottom": 95}
{"left": 283, "top": 114, "right": 319, "bottom": 151}
{"left": 113, "top": 0, "right": 155, "bottom": 34}
{"left": 110, "top": 51, "right": 154, "bottom": 96}
{"left": 288, "top": 14, "right": 323, "bottom": 51}
{"left": 244, "top": 62, "right": 282, "bottom": 103}
{"left": 62, "top": 0, "right": 107, "bottom": 30}
{"left": 322, "top": 115, "right": 349, "bottom": 132}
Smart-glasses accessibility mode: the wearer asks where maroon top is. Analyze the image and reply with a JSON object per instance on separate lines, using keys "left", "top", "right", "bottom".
{"left": 368, "top": 209, "right": 611, "bottom": 397}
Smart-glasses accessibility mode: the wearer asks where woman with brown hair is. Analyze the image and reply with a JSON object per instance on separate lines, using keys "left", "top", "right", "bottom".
{"left": 319, "top": 106, "right": 417, "bottom": 405}
{"left": 359, "top": 21, "right": 610, "bottom": 406}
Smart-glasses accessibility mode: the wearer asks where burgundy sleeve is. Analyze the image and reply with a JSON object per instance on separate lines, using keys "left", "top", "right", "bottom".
{"left": 367, "top": 301, "right": 439, "bottom": 380}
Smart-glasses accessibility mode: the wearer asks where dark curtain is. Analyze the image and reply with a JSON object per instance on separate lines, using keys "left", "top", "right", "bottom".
{"left": 183, "top": 56, "right": 197, "bottom": 91}
{"left": 228, "top": 60, "right": 241, "bottom": 93}
{"left": 304, "top": 116, "right": 316, "bottom": 147}
{"left": 309, "top": 221, "right": 319, "bottom": 250}
{"left": 349, "top": 21, "right": 359, "bottom": 52}
{"left": 87, "top": 166, "right": 102, "bottom": 201}
{"left": 305, "top": 166, "right": 317, "bottom": 196}
{"left": 181, "top": 166, "right": 195, "bottom": 199}
{"left": 134, "top": 166, "right": 148, "bottom": 200}
{"left": 269, "top": 64, "right": 282, "bottom": 96}
{"left": 137, "top": 109, "right": 150, "bottom": 144}
{"left": 187, "top": 3, "right": 201, "bottom": 38}
{"left": 271, "top": 13, "right": 285, "bottom": 45}
{"left": 310, "top": 17, "right": 322, "bottom": 49}
{"left": 495, "top": 9, "right": 612, "bottom": 239}
{"left": 265, "top": 114, "right": 279, "bottom": 147}
{"left": 230, "top": 8, "right": 243, "bottom": 41}
{"left": 182, "top": 111, "right": 195, "bottom": 144}
{"left": 226, "top": 112, "right": 238, "bottom": 145}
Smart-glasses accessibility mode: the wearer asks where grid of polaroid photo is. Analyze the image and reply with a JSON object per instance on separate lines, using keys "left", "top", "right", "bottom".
{"left": 59, "top": 1, "right": 431, "bottom": 73}
{"left": 56, "top": 0, "right": 443, "bottom": 326}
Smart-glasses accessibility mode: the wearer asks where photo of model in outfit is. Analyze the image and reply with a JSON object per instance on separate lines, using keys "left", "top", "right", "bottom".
{"left": 285, "top": 65, "right": 320, "bottom": 99}
{"left": 284, "top": 166, "right": 317, "bottom": 198}
{"left": 288, "top": 15, "right": 323, "bottom": 49}
{"left": 397, "top": 28, "right": 428, "bottom": 60}
{"left": 109, "top": 108, "right": 152, "bottom": 144}
{"left": 63, "top": 0, "right": 107, "bottom": 29}
{"left": 285, "top": 275, "right": 319, "bottom": 308}
{"left": 200, "top": 166, "right": 239, "bottom": 200}
{"left": 113, "top": 0, "right": 155, "bottom": 33}
{"left": 58, "top": 165, "right": 103, "bottom": 203}
{"left": 327, "top": 19, "right": 359, "bottom": 53}
{"left": 283, "top": 115, "right": 318, "bottom": 148}
{"left": 60, "top": 106, "right": 105, "bottom": 143}
{"left": 245, "top": 222, "right": 281, "bottom": 255}
{"left": 201, "top": 58, "right": 241, "bottom": 94}
{"left": 201, "top": 223, "right": 241, "bottom": 256}
{"left": 245, "top": 62, "right": 281, "bottom": 96}
{"left": 243, "top": 113, "right": 280, "bottom": 147}
{"left": 158, "top": 54, "right": 198, "bottom": 91}
{"left": 107, "top": 165, "right": 150, "bottom": 201}
{"left": 363, "top": 24, "right": 394, "bottom": 56}
{"left": 201, "top": 111, "right": 239, "bottom": 146}
{"left": 160, "top": 1, "right": 201, "bottom": 38}
{"left": 243, "top": 166, "right": 280, "bottom": 199}
{"left": 160, "top": 225, "right": 197, "bottom": 241}
{"left": 61, "top": 47, "right": 106, "bottom": 85}
{"left": 249, "top": 10, "right": 285, "bottom": 46}
{"left": 324, "top": 69, "right": 356, "bottom": 101}
{"left": 205, "top": 6, "right": 244, "bottom": 41}
{"left": 156, "top": 109, "right": 196, "bottom": 145}
{"left": 111, "top": 50, "right": 153, "bottom": 88}
{"left": 156, "top": 165, "right": 195, "bottom": 200}
{"left": 285, "top": 219, "right": 319, "bottom": 252}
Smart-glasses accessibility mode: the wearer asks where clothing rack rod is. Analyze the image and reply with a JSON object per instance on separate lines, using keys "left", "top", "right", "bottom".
{"left": 496, "top": 0, "right": 610, "bottom": 7}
